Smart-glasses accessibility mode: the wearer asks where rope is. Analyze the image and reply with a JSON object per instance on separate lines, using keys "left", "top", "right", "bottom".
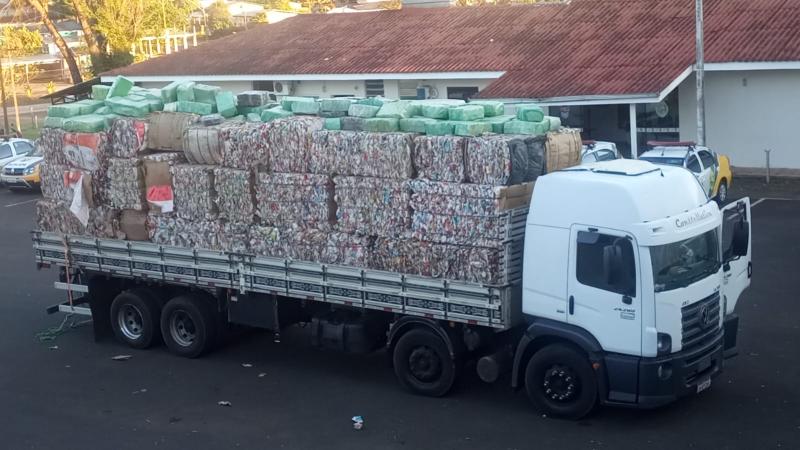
{"left": 61, "top": 236, "right": 74, "bottom": 307}
{"left": 35, "top": 314, "right": 92, "bottom": 343}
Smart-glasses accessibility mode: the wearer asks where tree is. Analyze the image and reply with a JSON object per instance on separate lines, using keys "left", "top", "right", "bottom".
{"left": 88, "top": 0, "right": 198, "bottom": 53}
{"left": 207, "top": 0, "right": 233, "bottom": 34}
{"left": 71, "top": 0, "right": 102, "bottom": 62}
{"left": 15, "top": 0, "right": 83, "bottom": 83}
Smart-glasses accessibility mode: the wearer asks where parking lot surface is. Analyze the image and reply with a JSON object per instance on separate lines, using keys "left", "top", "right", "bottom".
{"left": 0, "top": 188, "right": 797, "bottom": 450}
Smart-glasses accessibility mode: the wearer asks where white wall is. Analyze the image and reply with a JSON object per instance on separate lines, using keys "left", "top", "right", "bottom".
{"left": 679, "top": 70, "right": 800, "bottom": 169}
{"left": 292, "top": 80, "right": 366, "bottom": 97}
{"left": 138, "top": 80, "right": 256, "bottom": 93}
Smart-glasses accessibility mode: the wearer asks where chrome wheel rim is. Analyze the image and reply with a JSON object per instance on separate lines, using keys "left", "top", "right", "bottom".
{"left": 118, "top": 304, "right": 144, "bottom": 341}
{"left": 169, "top": 310, "right": 196, "bottom": 347}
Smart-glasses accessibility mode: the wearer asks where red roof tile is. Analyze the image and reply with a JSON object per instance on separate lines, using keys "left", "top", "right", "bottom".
{"left": 108, "top": 0, "right": 800, "bottom": 100}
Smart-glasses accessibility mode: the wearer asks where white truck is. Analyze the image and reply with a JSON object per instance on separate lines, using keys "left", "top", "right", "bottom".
{"left": 32, "top": 159, "right": 752, "bottom": 419}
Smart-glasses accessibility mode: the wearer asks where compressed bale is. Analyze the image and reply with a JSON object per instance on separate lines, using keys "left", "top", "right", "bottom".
{"left": 107, "top": 157, "right": 146, "bottom": 210}
{"left": 260, "top": 107, "right": 293, "bottom": 122}
{"left": 523, "top": 135, "right": 546, "bottom": 181}
{"left": 319, "top": 98, "right": 352, "bottom": 113}
{"left": 340, "top": 116, "right": 365, "bottom": 131}
{"left": 176, "top": 81, "right": 196, "bottom": 102}
{"left": 290, "top": 98, "right": 320, "bottom": 115}
{"left": 40, "top": 163, "right": 72, "bottom": 202}
{"left": 324, "top": 117, "right": 341, "bottom": 130}
{"left": 266, "top": 116, "right": 325, "bottom": 173}
{"left": 424, "top": 120, "right": 454, "bottom": 136}
{"left": 363, "top": 117, "right": 399, "bottom": 132}
{"left": 182, "top": 125, "right": 226, "bottom": 164}
{"left": 142, "top": 152, "right": 186, "bottom": 214}
{"left": 107, "top": 76, "right": 134, "bottom": 98}
{"left": 545, "top": 129, "right": 582, "bottom": 173}
{"left": 348, "top": 104, "right": 379, "bottom": 118}
{"left": 466, "top": 135, "right": 529, "bottom": 185}
{"left": 448, "top": 105, "right": 484, "bottom": 121}
{"left": 48, "top": 103, "right": 83, "bottom": 118}
{"left": 176, "top": 100, "right": 213, "bottom": 115}
{"left": 255, "top": 173, "right": 334, "bottom": 228}
{"left": 193, "top": 84, "right": 220, "bottom": 105}
{"left": 413, "top": 135, "right": 467, "bottom": 182}
{"left": 467, "top": 100, "right": 504, "bottom": 117}
{"left": 92, "top": 84, "right": 111, "bottom": 100}
{"left": 105, "top": 97, "right": 150, "bottom": 117}
{"left": 161, "top": 80, "right": 182, "bottom": 103}
{"left": 147, "top": 112, "right": 198, "bottom": 151}
{"left": 452, "top": 121, "right": 492, "bottom": 137}
{"left": 38, "top": 128, "right": 68, "bottom": 165}
{"left": 399, "top": 117, "right": 436, "bottom": 133}
{"left": 219, "top": 122, "right": 269, "bottom": 169}
{"left": 43, "top": 116, "right": 64, "bottom": 128}
{"left": 109, "top": 118, "right": 148, "bottom": 158}
{"left": 62, "top": 131, "right": 111, "bottom": 172}
{"left": 147, "top": 215, "right": 220, "bottom": 249}
{"left": 214, "top": 167, "right": 255, "bottom": 223}
{"left": 237, "top": 91, "right": 271, "bottom": 107}
{"left": 215, "top": 91, "right": 238, "bottom": 118}
{"left": 309, "top": 131, "right": 414, "bottom": 179}
{"left": 63, "top": 114, "right": 107, "bottom": 132}
{"left": 516, "top": 105, "right": 545, "bottom": 122}
{"left": 171, "top": 164, "right": 217, "bottom": 220}
{"left": 421, "top": 104, "right": 451, "bottom": 120}
{"left": 334, "top": 176, "right": 410, "bottom": 236}
{"left": 36, "top": 200, "right": 122, "bottom": 238}
{"left": 480, "top": 115, "right": 515, "bottom": 133}
{"left": 376, "top": 101, "right": 412, "bottom": 119}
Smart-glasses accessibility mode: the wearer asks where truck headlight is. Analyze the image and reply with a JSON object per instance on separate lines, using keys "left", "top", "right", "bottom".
{"left": 657, "top": 332, "right": 672, "bottom": 356}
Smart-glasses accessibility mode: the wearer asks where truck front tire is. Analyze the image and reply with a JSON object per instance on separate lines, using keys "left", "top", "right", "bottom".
{"left": 160, "top": 295, "right": 218, "bottom": 358}
{"left": 110, "top": 289, "right": 162, "bottom": 349}
{"left": 524, "top": 344, "right": 597, "bottom": 419}
{"left": 393, "top": 329, "right": 457, "bottom": 397}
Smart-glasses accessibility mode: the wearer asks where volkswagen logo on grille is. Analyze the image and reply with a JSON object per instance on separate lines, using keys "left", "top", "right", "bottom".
{"left": 699, "top": 304, "right": 715, "bottom": 329}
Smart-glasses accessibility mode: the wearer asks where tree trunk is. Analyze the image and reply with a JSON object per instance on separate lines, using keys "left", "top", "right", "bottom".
{"left": 25, "top": 0, "right": 83, "bottom": 84}
{"left": 71, "top": 0, "right": 102, "bottom": 61}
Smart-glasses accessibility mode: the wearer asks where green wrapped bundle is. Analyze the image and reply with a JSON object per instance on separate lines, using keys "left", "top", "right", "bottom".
{"left": 399, "top": 117, "right": 436, "bottom": 133}
{"left": 215, "top": 91, "right": 238, "bottom": 118}
{"left": 377, "top": 101, "right": 412, "bottom": 119}
{"left": 468, "top": 100, "right": 504, "bottom": 117}
{"left": 425, "top": 120, "right": 454, "bottom": 136}
{"left": 75, "top": 99, "right": 105, "bottom": 115}
{"left": 324, "top": 117, "right": 342, "bottom": 130}
{"left": 348, "top": 103, "right": 380, "bottom": 118}
{"left": 546, "top": 116, "right": 562, "bottom": 131}
{"left": 503, "top": 119, "right": 548, "bottom": 135}
{"left": 63, "top": 114, "right": 107, "bottom": 132}
{"left": 356, "top": 97, "right": 384, "bottom": 107}
{"left": 319, "top": 98, "right": 352, "bottom": 113}
{"left": 452, "top": 121, "right": 492, "bottom": 137}
{"left": 176, "top": 81, "right": 196, "bottom": 101}
{"left": 448, "top": 105, "right": 485, "bottom": 121}
{"left": 246, "top": 113, "right": 262, "bottom": 122}
{"left": 291, "top": 98, "right": 320, "bottom": 115}
{"left": 260, "top": 106, "right": 293, "bottom": 122}
{"left": 176, "top": 100, "right": 213, "bottom": 115}
{"left": 161, "top": 80, "right": 181, "bottom": 103}
{"left": 363, "top": 117, "right": 399, "bottom": 132}
{"left": 280, "top": 96, "right": 311, "bottom": 111}
{"left": 108, "top": 76, "right": 134, "bottom": 98}
{"left": 163, "top": 102, "right": 178, "bottom": 112}
{"left": 146, "top": 97, "right": 164, "bottom": 112}
{"left": 193, "top": 83, "right": 220, "bottom": 105}
{"left": 106, "top": 97, "right": 151, "bottom": 117}
{"left": 479, "top": 115, "right": 515, "bottom": 133}
{"left": 131, "top": 87, "right": 162, "bottom": 101}
{"left": 92, "top": 84, "right": 111, "bottom": 100}
{"left": 48, "top": 103, "right": 83, "bottom": 118}
{"left": 409, "top": 99, "right": 465, "bottom": 117}
{"left": 43, "top": 116, "right": 64, "bottom": 128}
{"left": 103, "top": 113, "right": 121, "bottom": 129}
{"left": 319, "top": 111, "right": 345, "bottom": 118}
{"left": 238, "top": 105, "right": 267, "bottom": 116}
{"left": 421, "top": 104, "right": 451, "bottom": 119}
{"left": 516, "top": 105, "right": 545, "bottom": 122}
{"left": 229, "top": 115, "right": 245, "bottom": 122}
{"left": 94, "top": 106, "right": 111, "bottom": 115}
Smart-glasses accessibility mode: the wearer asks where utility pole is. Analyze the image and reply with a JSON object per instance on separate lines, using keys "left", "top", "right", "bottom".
{"left": 696, "top": 0, "right": 705, "bottom": 146}
{"left": 0, "top": 54, "right": 9, "bottom": 134}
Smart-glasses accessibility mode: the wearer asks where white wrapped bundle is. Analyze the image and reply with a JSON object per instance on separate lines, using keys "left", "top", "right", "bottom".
{"left": 109, "top": 118, "right": 148, "bottom": 158}
{"left": 171, "top": 164, "right": 217, "bottom": 220}
{"left": 266, "top": 116, "right": 325, "bottom": 173}
{"left": 465, "top": 135, "right": 529, "bottom": 185}
{"left": 36, "top": 200, "right": 122, "bottom": 238}
{"left": 220, "top": 123, "right": 269, "bottom": 170}
{"left": 214, "top": 168, "right": 255, "bottom": 223}
{"left": 413, "top": 135, "right": 467, "bottom": 182}
{"left": 309, "top": 131, "right": 415, "bottom": 179}
{"left": 255, "top": 173, "right": 333, "bottom": 228}
{"left": 334, "top": 176, "right": 410, "bottom": 236}
{"left": 38, "top": 128, "right": 68, "bottom": 165}
{"left": 108, "top": 157, "right": 146, "bottom": 210}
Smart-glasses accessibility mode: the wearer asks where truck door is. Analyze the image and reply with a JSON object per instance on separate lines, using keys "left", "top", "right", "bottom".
{"left": 567, "top": 227, "right": 642, "bottom": 355}
{"left": 719, "top": 198, "right": 752, "bottom": 314}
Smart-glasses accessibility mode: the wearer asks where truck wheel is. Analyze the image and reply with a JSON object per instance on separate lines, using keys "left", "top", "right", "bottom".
{"left": 110, "top": 289, "right": 162, "bottom": 349}
{"left": 160, "top": 295, "right": 217, "bottom": 358}
{"left": 716, "top": 180, "right": 728, "bottom": 204}
{"left": 393, "top": 329, "right": 457, "bottom": 397}
{"left": 524, "top": 344, "right": 597, "bottom": 419}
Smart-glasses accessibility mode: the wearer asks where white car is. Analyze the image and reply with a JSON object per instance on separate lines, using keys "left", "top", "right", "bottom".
{"left": 581, "top": 140, "right": 621, "bottom": 164}
{"left": 0, "top": 138, "right": 35, "bottom": 169}
{"left": 639, "top": 141, "right": 727, "bottom": 200}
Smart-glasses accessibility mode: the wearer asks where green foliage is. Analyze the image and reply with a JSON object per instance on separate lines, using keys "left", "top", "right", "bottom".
{"left": 299, "top": 0, "right": 335, "bottom": 13}
{"left": 207, "top": 0, "right": 233, "bottom": 34}
{"left": 88, "top": 0, "right": 198, "bottom": 53}
{"left": 0, "top": 27, "right": 45, "bottom": 57}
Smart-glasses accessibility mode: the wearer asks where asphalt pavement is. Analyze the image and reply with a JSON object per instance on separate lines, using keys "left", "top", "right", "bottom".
{"left": 0, "top": 187, "right": 798, "bottom": 450}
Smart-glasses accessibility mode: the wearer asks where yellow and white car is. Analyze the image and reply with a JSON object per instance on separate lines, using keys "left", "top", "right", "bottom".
{"left": 1, "top": 143, "right": 43, "bottom": 191}
{"left": 640, "top": 141, "right": 733, "bottom": 203}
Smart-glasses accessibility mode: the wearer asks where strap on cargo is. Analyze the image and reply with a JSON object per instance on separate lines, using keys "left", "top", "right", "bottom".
{"left": 61, "top": 236, "right": 74, "bottom": 307}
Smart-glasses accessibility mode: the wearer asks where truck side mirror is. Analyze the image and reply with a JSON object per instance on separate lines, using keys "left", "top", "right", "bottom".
{"left": 731, "top": 220, "right": 749, "bottom": 257}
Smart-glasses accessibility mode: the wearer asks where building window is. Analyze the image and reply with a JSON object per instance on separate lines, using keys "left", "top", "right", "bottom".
{"left": 398, "top": 80, "right": 418, "bottom": 100}
{"left": 447, "top": 86, "right": 479, "bottom": 100}
{"left": 253, "top": 80, "right": 275, "bottom": 91}
{"left": 365, "top": 80, "right": 384, "bottom": 97}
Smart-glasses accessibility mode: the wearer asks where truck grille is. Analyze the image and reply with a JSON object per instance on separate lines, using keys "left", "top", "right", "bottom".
{"left": 681, "top": 292, "right": 721, "bottom": 352}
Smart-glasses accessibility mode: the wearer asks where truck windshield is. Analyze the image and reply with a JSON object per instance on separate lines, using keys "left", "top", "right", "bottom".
{"left": 650, "top": 229, "right": 720, "bottom": 292}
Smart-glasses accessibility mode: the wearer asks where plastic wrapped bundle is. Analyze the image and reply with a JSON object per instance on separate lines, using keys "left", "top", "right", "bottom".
{"left": 309, "top": 131, "right": 414, "bottom": 179}
{"left": 324, "top": 118, "right": 341, "bottom": 130}
{"left": 182, "top": 125, "right": 227, "bottom": 165}
{"left": 348, "top": 104, "right": 379, "bottom": 118}
{"left": 43, "top": 117, "right": 64, "bottom": 128}
{"left": 516, "top": 105, "right": 545, "bottom": 122}
{"left": 503, "top": 119, "right": 549, "bottom": 135}
{"left": 107, "top": 157, "right": 146, "bottom": 210}
{"left": 413, "top": 135, "right": 467, "bottom": 182}
{"left": 176, "top": 82, "right": 196, "bottom": 102}
{"left": 47, "top": 103, "right": 85, "bottom": 118}
{"left": 340, "top": 117, "right": 365, "bottom": 131}
{"left": 452, "top": 121, "right": 492, "bottom": 137}
{"left": 480, "top": 115, "right": 515, "bottom": 133}
{"left": 291, "top": 99, "right": 320, "bottom": 115}
{"left": 523, "top": 135, "right": 546, "bottom": 181}
{"left": 161, "top": 81, "right": 181, "bottom": 103}
{"left": 219, "top": 122, "right": 269, "bottom": 170}
{"left": 546, "top": 116, "right": 562, "bottom": 131}
{"left": 465, "top": 135, "right": 529, "bottom": 185}
{"left": 105, "top": 97, "right": 150, "bottom": 118}
{"left": 545, "top": 129, "right": 582, "bottom": 173}
{"left": 334, "top": 176, "right": 410, "bottom": 236}
{"left": 468, "top": 101, "right": 504, "bottom": 117}
{"left": 425, "top": 120, "right": 454, "bottom": 136}
{"left": 38, "top": 128, "right": 68, "bottom": 165}
{"left": 399, "top": 117, "right": 436, "bottom": 133}
{"left": 109, "top": 118, "right": 148, "bottom": 157}
{"left": 92, "top": 84, "right": 111, "bottom": 100}
{"left": 448, "top": 105, "right": 484, "bottom": 121}
{"left": 36, "top": 200, "right": 122, "bottom": 238}
{"left": 376, "top": 101, "right": 412, "bottom": 119}
{"left": 74, "top": 99, "right": 105, "bottom": 115}
{"left": 107, "top": 76, "right": 133, "bottom": 98}
{"left": 193, "top": 84, "right": 220, "bottom": 105}
{"left": 237, "top": 91, "right": 271, "bottom": 107}
{"left": 421, "top": 104, "right": 451, "bottom": 119}
{"left": 213, "top": 168, "right": 255, "bottom": 223}
{"left": 147, "top": 112, "right": 198, "bottom": 151}
{"left": 215, "top": 91, "right": 237, "bottom": 118}
{"left": 261, "top": 107, "right": 293, "bottom": 122}
{"left": 266, "top": 116, "right": 325, "bottom": 173}
{"left": 177, "top": 101, "right": 213, "bottom": 115}
{"left": 363, "top": 118, "right": 399, "bottom": 132}
{"left": 319, "top": 98, "right": 351, "bottom": 113}
{"left": 63, "top": 115, "right": 107, "bottom": 132}
{"left": 255, "top": 173, "right": 333, "bottom": 228}
{"left": 171, "top": 164, "right": 217, "bottom": 220}
{"left": 40, "top": 163, "right": 72, "bottom": 202}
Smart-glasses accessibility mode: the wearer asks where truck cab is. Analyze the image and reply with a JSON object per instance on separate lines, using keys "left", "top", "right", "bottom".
{"left": 515, "top": 159, "right": 751, "bottom": 418}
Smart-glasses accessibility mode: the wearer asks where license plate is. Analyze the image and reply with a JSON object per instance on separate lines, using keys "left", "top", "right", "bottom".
{"left": 696, "top": 378, "right": 712, "bottom": 393}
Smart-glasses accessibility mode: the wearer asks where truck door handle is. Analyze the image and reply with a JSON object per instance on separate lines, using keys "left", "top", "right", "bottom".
{"left": 568, "top": 295, "right": 574, "bottom": 315}
{"left": 622, "top": 295, "right": 632, "bottom": 305}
